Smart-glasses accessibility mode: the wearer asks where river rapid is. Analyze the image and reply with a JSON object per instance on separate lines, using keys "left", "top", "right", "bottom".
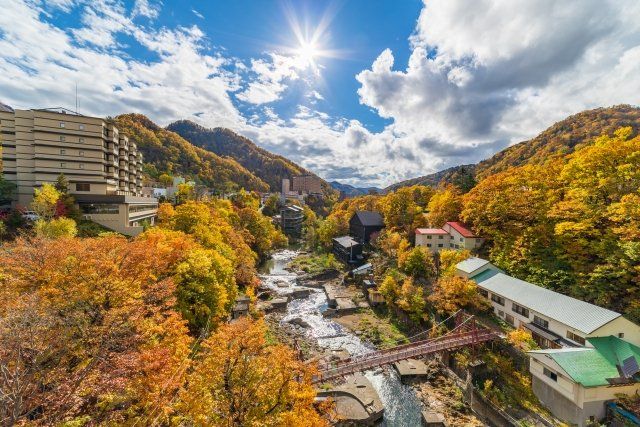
{"left": 260, "top": 250, "right": 423, "bottom": 426}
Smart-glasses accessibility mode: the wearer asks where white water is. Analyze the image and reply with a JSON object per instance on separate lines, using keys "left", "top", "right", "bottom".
{"left": 260, "top": 250, "right": 423, "bottom": 426}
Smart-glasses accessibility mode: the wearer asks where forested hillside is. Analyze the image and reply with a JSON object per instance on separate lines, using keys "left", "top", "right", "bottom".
{"left": 389, "top": 105, "right": 640, "bottom": 191}
{"left": 166, "top": 120, "right": 336, "bottom": 197}
{"left": 319, "top": 125, "right": 640, "bottom": 323}
{"left": 115, "top": 114, "right": 269, "bottom": 193}
{"left": 384, "top": 164, "right": 476, "bottom": 193}
{"left": 475, "top": 105, "right": 640, "bottom": 180}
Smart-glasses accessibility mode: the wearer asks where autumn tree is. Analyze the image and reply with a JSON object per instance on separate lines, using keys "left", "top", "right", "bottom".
{"left": 34, "top": 216, "right": 77, "bottom": 238}
{"left": 439, "top": 249, "right": 472, "bottom": 277}
{"left": 399, "top": 246, "right": 436, "bottom": 279}
{"left": 30, "top": 183, "right": 60, "bottom": 220}
{"left": 378, "top": 274, "right": 401, "bottom": 305}
{"left": 0, "top": 233, "right": 195, "bottom": 425}
{"left": 426, "top": 185, "right": 462, "bottom": 227}
{"left": 428, "top": 276, "right": 489, "bottom": 314}
{"left": 177, "top": 318, "right": 327, "bottom": 426}
{"left": 397, "top": 278, "right": 427, "bottom": 323}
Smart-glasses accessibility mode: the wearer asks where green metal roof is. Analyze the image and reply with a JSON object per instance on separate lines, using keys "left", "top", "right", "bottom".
{"left": 530, "top": 336, "right": 640, "bottom": 387}
{"left": 470, "top": 268, "right": 499, "bottom": 283}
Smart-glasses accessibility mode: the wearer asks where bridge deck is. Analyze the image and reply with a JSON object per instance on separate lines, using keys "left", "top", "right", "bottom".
{"left": 314, "top": 328, "right": 498, "bottom": 383}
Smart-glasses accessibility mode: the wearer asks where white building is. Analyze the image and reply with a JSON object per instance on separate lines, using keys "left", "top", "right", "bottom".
{"left": 458, "top": 258, "right": 640, "bottom": 349}
{"left": 415, "top": 221, "right": 483, "bottom": 253}
{"left": 528, "top": 336, "right": 640, "bottom": 426}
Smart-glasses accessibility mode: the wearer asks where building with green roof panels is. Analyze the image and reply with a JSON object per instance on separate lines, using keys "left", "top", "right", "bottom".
{"left": 528, "top": 336, "right": 640, "bottom": 426}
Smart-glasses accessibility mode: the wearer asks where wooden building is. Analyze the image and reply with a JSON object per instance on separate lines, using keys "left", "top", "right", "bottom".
{"left": 349, "top": 211, "right": 384, "bottom": 244}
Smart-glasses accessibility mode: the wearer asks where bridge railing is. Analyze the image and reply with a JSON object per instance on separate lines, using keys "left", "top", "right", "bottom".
{"left": 315, "top": 328, "right": 498, "bottom": 383}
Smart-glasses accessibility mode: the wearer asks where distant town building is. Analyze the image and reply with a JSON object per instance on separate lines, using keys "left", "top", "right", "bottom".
{"left": 280, "top": 204, "right": 304, "bottom": 236}
{"left": 349, "top": 211, "right": 384, "bottom": 244}
{"left": 291, "top": 174, "right": 322, "bottom": 195}
{"left": 0, "top": 106, "right": 157, "bottom": 235}
{"left": 529, "top": 336, "right": 640, "bottom": 426}
{"left": 457, "top": 257, "right": 640, "bottom": 349}
{"left": 332, "top": 235, "right": 363, "bottom": 264}
{"left": 415, "top": 221, "right": 483, "bottom": 253}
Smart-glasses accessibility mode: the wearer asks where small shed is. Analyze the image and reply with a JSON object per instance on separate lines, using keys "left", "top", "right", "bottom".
{"left": 367, "top": 289, "right": 385, "bottom": 306}
{"left": 333, "top": 236, "right": 363, "bottom": 264}
{"left": 231, "top": 294, "right": 250, "bottom": 320}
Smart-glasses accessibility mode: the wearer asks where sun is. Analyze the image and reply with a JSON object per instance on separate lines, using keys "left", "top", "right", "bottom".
{"left": 296, "top": 40, "right": 320, "bottom": 65}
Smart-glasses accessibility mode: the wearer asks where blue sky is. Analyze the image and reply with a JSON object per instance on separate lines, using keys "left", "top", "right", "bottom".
{"left": 1, "top": 0, "right": 640, "bottom": 186}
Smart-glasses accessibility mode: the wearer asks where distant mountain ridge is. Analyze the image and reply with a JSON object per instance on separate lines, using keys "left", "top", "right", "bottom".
{"left": 167, "top": 120, "right": 336, "bottom": 198}
{"left": 387, "top": 105, "right": 640, "bottom": 191}
{"left": 330, "top": 181, "right": 381, "bottom": 197}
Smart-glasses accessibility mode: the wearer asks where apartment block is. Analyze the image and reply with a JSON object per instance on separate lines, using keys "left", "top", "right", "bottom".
{"left": 0, "top": 106, "right": 157, "bottom": 236}
{"left": 291, "top": 174, "right": 322, "bottom": 195}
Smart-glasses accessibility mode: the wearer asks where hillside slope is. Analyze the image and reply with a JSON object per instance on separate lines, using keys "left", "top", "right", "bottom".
{"left": 384, "top": 164, "right": 476, "bottom": 193}
{"left": 115, "top": 114, "right": 269, "bottom": 192}
{"left": 166, "top": 120, "right": 336, "bottom": 197}
{"left": 475, "top": 104, "right": 640, "bottom": 180}
{"left": 388, "top": 105, "right": 640, "bottom": 191}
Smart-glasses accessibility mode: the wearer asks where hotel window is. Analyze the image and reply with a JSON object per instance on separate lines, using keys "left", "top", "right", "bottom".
{"left": 79, "top": 151, "right": 84, "bottom": 157}
{"left": 60, "top": 135, "right": 65, "bottom": 142}
{"left": 505, "top": 314, "right": 515, "bottom": 326}
{"left": 426, "top": 243, "right": 432, "bottom": 247}
{"left": 619, "top": 333, "right": 625, "bottom": 339}
{"left": 460, "top": 237, "right": 464, "bottom": 242}
{"left": 491, "top": 294, "right": 505, "bottom": 306}
{"left": 438, "top": 243, "right": 443, "bottom": 248}
{"left": 478, "top": 288, "right": 488, "bottom": 298}
{"left": 439, "top": 235, "right": 443, "bottom": 239}
{"left": 427, "top": 235, "right": 432, "bottom": 239}
{"left": 59, "top": 121, "right": 65, "bottom": 128}
{"left": 79, "top": 124, "right": 85, "bottom": 130}
{"left": 533, "top": 315, "right": 549, "bottom": 329}
{"left": 79, "top": 138, "right": 85, "bottom": 143}
{"left": 512, "top": 303, "right": 529, "bottom": 318}
{"left": 566, "top": 331, "right": 585, "bottom": 345}
{"left": 543, "top": 368, "right": 557, "bottom": 382}
{"left": 76, "top": 183, "right": 90, "bottom": 191}
{"left": 450, "top": 244, "right": 454, "bottom": 248}
{"left": 60, "top": 149, "right": 66, "bottom": 155}
{"left": 79, "top": 164, "right": 84, "bottom": 169}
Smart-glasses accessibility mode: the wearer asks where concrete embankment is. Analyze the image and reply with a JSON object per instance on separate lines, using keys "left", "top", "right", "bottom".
{"left": 316, "top": 373, "right": 384, "bottom": 425}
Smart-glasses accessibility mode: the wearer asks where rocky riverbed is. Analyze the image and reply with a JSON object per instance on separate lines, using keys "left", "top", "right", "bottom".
{"left": 259, "top": 249, "right": 483, "bottom": 426}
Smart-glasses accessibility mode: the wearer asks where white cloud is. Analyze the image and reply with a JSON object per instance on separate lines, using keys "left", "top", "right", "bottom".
{"left": 356, "top": 0, "right": 640, "bottom": 174}
{"left": 191, "top": 9, "right": 204, "bottom": 19}
{"left": 2, "top": 0, "right": 640, "bottom": 188}
{"left": 236, "top": 53, "right": 315, "bottom": 105}
{"left": 132, "top": 0, "right": 161, "bottom": 19}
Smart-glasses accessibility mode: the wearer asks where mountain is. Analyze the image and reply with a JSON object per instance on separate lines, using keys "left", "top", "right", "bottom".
{"left": 330, "top": 181, "right": 381, "bottom": 197}
{"left": 166, "top": 120, "right": 336, "bottom": 198}
{"left": 475, "top": 105, "right": 640, "bottom": 180}
{"left": 384, "top": 164, "right": 476, "bottom": 193}
{"left": 115, "top": 114, "right": 269, "bottom": 192}
{"left": 388, "top": 105, "right": 640, "bottom": 191}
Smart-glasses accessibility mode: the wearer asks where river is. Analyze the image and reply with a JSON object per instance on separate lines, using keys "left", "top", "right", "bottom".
{"left": 260, "top": 250, "right": 423, "bottom": 426}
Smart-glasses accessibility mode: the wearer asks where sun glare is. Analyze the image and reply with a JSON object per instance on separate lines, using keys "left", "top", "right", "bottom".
{"left": 296, "top": 40, "right": 320, "bottom": 64}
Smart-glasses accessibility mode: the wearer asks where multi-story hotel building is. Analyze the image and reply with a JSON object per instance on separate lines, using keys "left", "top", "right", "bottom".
{"left": 0, "top": 105, "right": 157, "bottom": 236}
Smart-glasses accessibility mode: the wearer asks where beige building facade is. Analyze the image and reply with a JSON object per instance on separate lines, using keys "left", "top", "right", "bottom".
{"left": 0, "top": 106, "right": 157, "bottom": 236}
